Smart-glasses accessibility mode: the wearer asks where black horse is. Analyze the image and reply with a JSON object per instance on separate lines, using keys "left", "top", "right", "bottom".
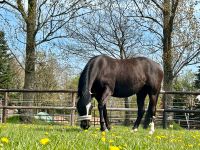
{"left": 77, "top": 55, "right": 163, "bottom": 134}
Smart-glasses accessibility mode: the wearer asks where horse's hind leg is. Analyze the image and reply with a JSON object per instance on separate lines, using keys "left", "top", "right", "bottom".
{"left": 143, "top": 93, "right": 159, "bottom": 134}
{"left": 133, "top": 90, "right": 147, "bottom": 131}
{"left": 103, "top": 104, "right": 111, "bottom": 130}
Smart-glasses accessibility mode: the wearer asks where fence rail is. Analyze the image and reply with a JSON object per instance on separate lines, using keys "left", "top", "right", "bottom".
{"left": 0, "top": 89, "right": 200, "bottom": 129}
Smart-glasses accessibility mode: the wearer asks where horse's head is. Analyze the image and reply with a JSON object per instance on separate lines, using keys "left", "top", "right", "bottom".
{"left": 77, "top": 100, "right": 93, "bottom": 130}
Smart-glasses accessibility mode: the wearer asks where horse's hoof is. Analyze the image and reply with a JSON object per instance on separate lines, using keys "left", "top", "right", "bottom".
{"left": 100, "top": 127, "right": 108, "bottom": 132}
{"left": 149, "top": 130, "right": 154, "bottom": 135}
{"left": 105, "top": 128, "right": 109, "bottom": 132}
{"left": 107, "top": 126, "right": 111, "bottom": 130}
{"left": 131, "top": 128, "right": 138, "bottom": 132}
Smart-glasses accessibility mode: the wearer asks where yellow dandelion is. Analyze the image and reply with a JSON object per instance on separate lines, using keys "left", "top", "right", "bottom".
{"left": 1, "top": 137, "right": 9, "bottom": 144}
{"left": 109, "top": 140, "right": 114, "bottom": 143}
{"left": 160, "top": 135, "right": 167, "bottom": 139}
{"left": 92, "top": 134, "right": 98, "bottom": 138}
{"left": 40, "top": 138, "right": 50, "bottom": 145}
{"left": 65, "top": 126, "right": 69, "bottom": 128}
{"left": 109, "top": 146, "right": 120, "bottom": 150}
{"left": 101, "top": 137, "right": 106, "bottom": 142}
{"left": 187, "top": 144, "right": 193, "bottom": 148}
{"left": 155, "top": 136, "right": 161, "bottom": 140}
{"left": 102, "top": 131, "right": 106, "bottom": 136}
{"left": 2, "top": 125, "right": 6, "bottom": 129}
{"left": 192, "top": 135, "right": 196, "bottom": 139}
{"left": 48, "top": 126, "right": 53, "bottom": 130}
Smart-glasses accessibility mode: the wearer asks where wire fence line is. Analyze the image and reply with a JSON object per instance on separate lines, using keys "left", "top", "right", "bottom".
{"left": 0, "top": 89, "right": 200, "bottom": 129}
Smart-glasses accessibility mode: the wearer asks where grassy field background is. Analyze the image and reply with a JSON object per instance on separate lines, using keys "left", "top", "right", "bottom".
{"left": 0, "top": 123, "right": 200, "bottom": 150}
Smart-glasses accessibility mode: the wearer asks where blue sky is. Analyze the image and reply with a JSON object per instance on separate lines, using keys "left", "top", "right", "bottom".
{"left": 0, "top": 1, "right": 199, "bottom": 76}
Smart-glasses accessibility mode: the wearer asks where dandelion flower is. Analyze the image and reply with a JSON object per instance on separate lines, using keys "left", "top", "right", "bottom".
{"left": 102, "top": 131, "right": 106, "bottom": 136}
{"left": 109, "top": 140, "right": 114, "bottom": 143}
{"left": 155, "top": 136, "right": 161, "bottom": 140}
{"left": 187, "top": 144, "right": 193, "bottom": 148}
{"left": 101, "top": 137, "right": 106, "bottom": 142}
{"left": 1, "top": 137, "right": 9, "bottom": 144}
{"left": 109, "top": 146, "right": 120, "bottom": 150}
{"left": 40, "top": 138, "right": 50, "bottom": 145}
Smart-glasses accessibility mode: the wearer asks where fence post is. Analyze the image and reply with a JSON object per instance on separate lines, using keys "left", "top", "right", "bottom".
{"left": 163, "top": 94, "right": 167, "bottom": 129}
{"left": 2, "top": 92, "right": 8, "bottom": 123}
{"left": 70, "top": 92, "right": 76, "bottom": 126}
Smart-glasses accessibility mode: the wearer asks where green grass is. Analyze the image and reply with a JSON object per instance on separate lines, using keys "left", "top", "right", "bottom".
{"left": 0, "top": 124, "right": 200, "bottom": 150}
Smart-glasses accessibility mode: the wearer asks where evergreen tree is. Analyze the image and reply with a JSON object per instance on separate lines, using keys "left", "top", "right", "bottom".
{"left": 0, "top": 31, "right": 13, "bottom": 88}
{"left": 195, "top": 66, "right": 200, "bottom": 89}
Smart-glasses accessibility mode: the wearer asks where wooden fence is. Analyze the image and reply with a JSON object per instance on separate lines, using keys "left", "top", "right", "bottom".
{"left": 0, "top": 89, "right": 200, "bottom": 128}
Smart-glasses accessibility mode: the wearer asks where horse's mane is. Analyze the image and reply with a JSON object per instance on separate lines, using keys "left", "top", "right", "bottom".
{"left": 77, "top": 56, "right": 98, "bottom": 105}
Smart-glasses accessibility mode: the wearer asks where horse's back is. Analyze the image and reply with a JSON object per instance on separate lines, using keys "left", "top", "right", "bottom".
{"left": 88, "top": 55, "right": 163, "bottom": 97}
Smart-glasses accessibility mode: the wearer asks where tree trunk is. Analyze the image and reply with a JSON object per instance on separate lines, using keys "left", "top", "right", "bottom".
{"left": 21, "top": 0, "right": 37, "bottom": 122}
{"left": 162, "top": 0, "right": 174, "bottom": 100}
{"left": 162, "top": 0, "right": 176, "bottom": 127}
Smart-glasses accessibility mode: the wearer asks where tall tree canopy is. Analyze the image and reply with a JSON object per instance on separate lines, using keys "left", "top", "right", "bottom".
{"left": 0, "top": 31, "right": 14, "bottom": 88}
{"left": 195, "top": 66, "right": 200, "bottom": 89}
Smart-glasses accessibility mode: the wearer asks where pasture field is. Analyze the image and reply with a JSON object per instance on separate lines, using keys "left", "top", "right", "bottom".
{"left": 0, "top": 124, "right": 200, "bottom": 150}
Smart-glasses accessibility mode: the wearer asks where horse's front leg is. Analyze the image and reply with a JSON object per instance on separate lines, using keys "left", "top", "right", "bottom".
{"left": 98, "top": 86, "right": 112, "bottom": 131}
{"left": 98, "top": 104, "right": 107, "bottom": 131}
{"left": 103, "top": 104, "right": 111, "bottom": 130}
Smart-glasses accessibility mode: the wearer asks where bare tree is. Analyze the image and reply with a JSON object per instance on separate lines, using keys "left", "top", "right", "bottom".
{"left": 132, "top": 0, "right": 200, "bottom": 91}
{"left": 0, "top": 0, "right": 89, "bottom": 121}
{"left": 60, "top": 0, "right": 142, "bottom": 60}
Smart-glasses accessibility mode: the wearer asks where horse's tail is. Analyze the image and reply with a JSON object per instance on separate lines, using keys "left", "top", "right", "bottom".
{"left": 78, "top": 56, "right": 98, "bottom": 104}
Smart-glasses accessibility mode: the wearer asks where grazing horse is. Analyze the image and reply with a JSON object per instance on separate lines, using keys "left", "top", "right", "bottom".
{"left": 76, "top": 55, "right": 163, "bottom": 134}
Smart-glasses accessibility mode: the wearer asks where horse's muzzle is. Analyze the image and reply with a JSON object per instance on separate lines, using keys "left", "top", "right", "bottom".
{"left": 80, "top": 120, "right": 90, "bottom": 130}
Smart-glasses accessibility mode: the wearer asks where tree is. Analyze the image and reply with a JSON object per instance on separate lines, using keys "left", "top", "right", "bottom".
{"left": 173, "top": 71, "right": 197, "bottom": 128}
{"left": 132, "top": 0, "right": 200, "bottom": 90}
{"left": 62, "top": 0, "right": 142, "bottom": 59}
{"left": 34, "top": 52, "right": 64, "bottom": 113}
{"left": 0, "top": 0, "right": 90, "bottom": 121}
{"left": 194, "top": 66, "right": 200, "bottom": 89}
{"left": 0, "top": 31, "right": 14, "bottom": 88}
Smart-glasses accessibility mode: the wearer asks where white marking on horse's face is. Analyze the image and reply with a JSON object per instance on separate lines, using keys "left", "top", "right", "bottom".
{"left": 86, "top": 102, "right": 91, "bottom": 116}
{"left": 77, "top": 102, "right": 92, "bottom": 121}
